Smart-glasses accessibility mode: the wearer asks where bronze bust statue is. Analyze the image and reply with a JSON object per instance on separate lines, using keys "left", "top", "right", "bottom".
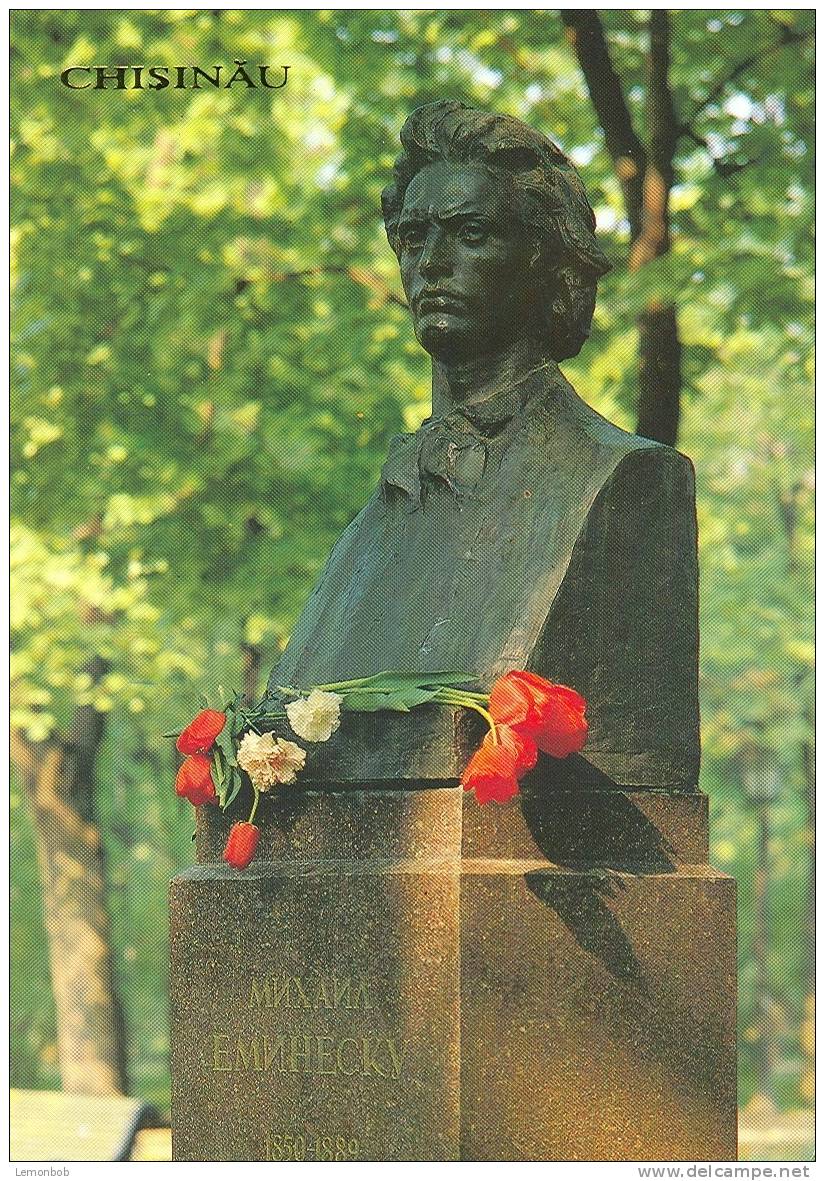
{"left": 265, "top": 100, "right": 699, "bottom": 792}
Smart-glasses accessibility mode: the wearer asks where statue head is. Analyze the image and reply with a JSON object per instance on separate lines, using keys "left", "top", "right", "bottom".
{"left": 382, "top": 100, "right": 611, "bottom": 363}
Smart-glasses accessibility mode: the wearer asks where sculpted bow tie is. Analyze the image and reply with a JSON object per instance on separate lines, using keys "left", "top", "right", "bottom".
{"left": 381, "top": 400, "right": 515, "bottom": 507}
{"left": 380, "top": 364, "right": 557, "bottom": 508}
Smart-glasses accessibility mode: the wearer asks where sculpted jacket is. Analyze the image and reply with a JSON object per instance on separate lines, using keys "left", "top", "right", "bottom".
{"left": 266, "top": 361, "right": 699, "bottom": 791}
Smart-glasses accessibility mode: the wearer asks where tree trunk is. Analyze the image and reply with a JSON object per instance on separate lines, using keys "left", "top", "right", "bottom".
{"left": 800, "top": 729, "right": 815, "bottom": 1102}
{"left": 562, "top": 9, "right": 682, "bottom": 446}
{"left": 636, "top": 304, "right": 681, "bottom": 446}
{"left": 242, "top": 639, "right": 262, "bottom": 706}
{"left": 752, "top": 798, "right": 776, "bottom": 1105}
{"left": 561, "top": 12, "right": 647, "bottom": 239}
{"left": 11, "top": 656, "right": 128, "bottom": 1095}
{"left": 633, "top": 11, "right": 681, "bottom": 446}
{"left": 742, "top": 742, "right": 780, "bottom": 1110}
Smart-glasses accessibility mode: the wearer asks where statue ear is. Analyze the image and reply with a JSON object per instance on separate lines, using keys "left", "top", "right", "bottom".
{"left": 527, "top": 233, "right": 542, "bottom": 269}
{"left": 546, "top": 268, "right": 574, "bottom": 361}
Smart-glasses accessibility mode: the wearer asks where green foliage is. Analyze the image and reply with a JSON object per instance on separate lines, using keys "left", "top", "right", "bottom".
{"left": 10, "top": 10, "right": 813, "bottom": 1114}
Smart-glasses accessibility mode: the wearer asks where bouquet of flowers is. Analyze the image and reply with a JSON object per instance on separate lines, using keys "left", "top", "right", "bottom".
{"left": 170, "top": 670, "right": 588, "bottom": 870}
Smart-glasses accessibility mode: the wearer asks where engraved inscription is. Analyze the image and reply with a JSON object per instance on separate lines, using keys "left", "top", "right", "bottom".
{"left": 210, "top": 1031, "right": 403, "bottom": 1078}
{"left": 248, "top": 972, "right": 374, "bottom": 1012}
{"left": 208, "top": 968, "right": 403, "bottom": 1082}
{"left": 262, "top": 1132, "right": 361, "bottom": 1161}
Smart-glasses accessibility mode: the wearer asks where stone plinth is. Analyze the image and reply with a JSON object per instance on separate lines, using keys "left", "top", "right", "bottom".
{"left": 171, "top": 791, "right": 461, "bottom": 1162}
{"left": 460, "top": 860, "right": 736, "bottom": 1160}
{"left": 170, "top": 772, "right": 736, "bottom": 1161}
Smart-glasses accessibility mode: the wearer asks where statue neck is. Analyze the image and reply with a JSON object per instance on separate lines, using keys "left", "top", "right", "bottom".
{"left": 430, "top": 337, "right": 555, "bottom": 418}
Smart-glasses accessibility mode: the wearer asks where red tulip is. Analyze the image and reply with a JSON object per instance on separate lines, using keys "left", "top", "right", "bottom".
{"left": 462, "top": 738, "right": 521, "bottom": 805}
{"left": 489, "top": 670, "right": 588, "bottom": 758}
{"left": 223, "top": 821, "right": 260, "bottom": 870}
{"left": 176, "top": 708, "right": 226, "bottom": 755}
{"left": 175, "top": 754, "right": 217, "bottom": 807}
{"left": 482, "top": 724, "right": 538, "bottom": 775}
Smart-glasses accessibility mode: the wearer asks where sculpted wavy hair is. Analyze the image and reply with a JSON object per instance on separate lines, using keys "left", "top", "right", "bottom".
{"left": 382, "top": 100, "right": 611, "bottom": 362}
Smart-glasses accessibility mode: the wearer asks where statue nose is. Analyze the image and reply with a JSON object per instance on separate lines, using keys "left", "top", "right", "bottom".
{"left": 419, "top": 228, "right": 453, "bottom": 278}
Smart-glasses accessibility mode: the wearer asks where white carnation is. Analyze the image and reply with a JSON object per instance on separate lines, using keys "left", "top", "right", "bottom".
{"left": 285, "top": 689, "right": 344, "bottom": 743}
{"left": 236, "top": 731, "right": 306, "bottom": 791}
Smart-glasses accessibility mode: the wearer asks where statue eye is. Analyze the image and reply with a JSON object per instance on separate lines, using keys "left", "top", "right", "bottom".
{"left": 459, "top": 221, "right": 488, "bottom": 245}
{"left": 399, "top": 224, "right": 425, "bottom": 250}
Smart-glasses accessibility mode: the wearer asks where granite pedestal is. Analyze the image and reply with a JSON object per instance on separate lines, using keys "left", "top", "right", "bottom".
{"left": 170, "top": 715, "right": 736, "bottom": 1161}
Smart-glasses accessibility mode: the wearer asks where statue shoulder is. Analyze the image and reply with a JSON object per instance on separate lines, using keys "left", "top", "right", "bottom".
{"left": 574, "top": 441, "right": 697, "bottom": 564}
{"left": 539, "top": 372, "right": 695, "bottom": 508}
{"left": 601, "top": 437, "right": 696, "bottom": 509}
{"left": 531, "top": 427, "right": 699, "bottom": 791}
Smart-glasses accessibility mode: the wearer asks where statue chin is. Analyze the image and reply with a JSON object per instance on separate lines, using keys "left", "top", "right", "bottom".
{"left": 414, "top": 319, "right": 479, "bottom": 362}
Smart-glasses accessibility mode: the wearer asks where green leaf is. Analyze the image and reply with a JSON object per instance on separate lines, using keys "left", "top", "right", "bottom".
{"left": 341, "top": 685, "right": 441, "bottom": 711}
{"left": 341, "top": 691, "right": 409, "bottom": 711}
{"left": 212, "top": 744, "right": 227, "bottom": 806}
{"left": 212, "top": 744, "right": 225, "bottom": 782}
{"left": 214, "top": 719, "right": 238, "bottom": 769}
{"left": 231, "top": 711, "right": 248, "bottom": 738}
{"left": 310, "top": 669, "right": 475, "bottom": 694}
{"left": 224, "top": 766, "right": 244, "bottom": 809}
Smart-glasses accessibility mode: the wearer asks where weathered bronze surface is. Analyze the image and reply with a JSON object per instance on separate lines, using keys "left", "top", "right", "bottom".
{"left": 264, "top": 100, "right": 699, "bottom": 791}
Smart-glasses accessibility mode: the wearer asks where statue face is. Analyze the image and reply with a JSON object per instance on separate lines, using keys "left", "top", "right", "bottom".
{"left": 397, "top": 160, "right": 539, "bottom": 361}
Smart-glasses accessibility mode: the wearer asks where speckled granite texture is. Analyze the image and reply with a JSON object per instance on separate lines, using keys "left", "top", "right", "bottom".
{"left": 170, "top": 786, "right": 736, "bottom": 1161}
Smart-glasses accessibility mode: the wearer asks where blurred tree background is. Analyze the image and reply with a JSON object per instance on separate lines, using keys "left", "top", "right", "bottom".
{"left": 10, "top": 6, "right": 813, "bottom": 1140}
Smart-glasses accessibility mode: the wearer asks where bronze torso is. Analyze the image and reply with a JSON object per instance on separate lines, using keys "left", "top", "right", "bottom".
{"left": 266, "top": 362, "right": 699, "bottom": 792}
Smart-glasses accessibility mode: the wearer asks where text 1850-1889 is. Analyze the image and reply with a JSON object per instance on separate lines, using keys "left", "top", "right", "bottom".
{"left": 262, "top": 1131, "right": 361, "bottom": 1161}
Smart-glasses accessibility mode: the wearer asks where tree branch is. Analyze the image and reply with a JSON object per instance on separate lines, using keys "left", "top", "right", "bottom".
{"left": 683, "top": 25, "right": 812, "bottom": 131}
{"left": 630, "top": 11, "right": 677, "bottom": 270}
{"left": 561, "top": 10, "right": 647, "bottom": 237}
{"left": 678, "top": 125, "right": 757, "bottom": 176}
{"left": 648, "top": 11, "right": 677, "bottom": 185}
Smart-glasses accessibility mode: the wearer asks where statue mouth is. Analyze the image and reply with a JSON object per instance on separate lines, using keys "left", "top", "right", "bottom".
{"left": 417, "top": 292, "right": 468, "bottom": 316}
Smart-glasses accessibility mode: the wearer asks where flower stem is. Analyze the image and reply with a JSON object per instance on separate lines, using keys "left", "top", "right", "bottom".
{"left": 275, "top": 678, "right": 378, "bottom": 696}
{"left": 432, "top": 687, "right": 490, "bottom": 704}
{"left": 462, "top": 701, "right": 498, "bottom": 743}
{"left": 243, "top": 699, "right": 268, "bottom": 717}
{"left": 309, "top": 676, "right": 378, "bottom": 691}
{"left": 433, "top": 688, "right": 498, "bottom": 743}
{"left": 432, "top": 687, "right": 488, "bottom": 707}
{"left": 248, "top": 787, "right": 261, "bottom": 825}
